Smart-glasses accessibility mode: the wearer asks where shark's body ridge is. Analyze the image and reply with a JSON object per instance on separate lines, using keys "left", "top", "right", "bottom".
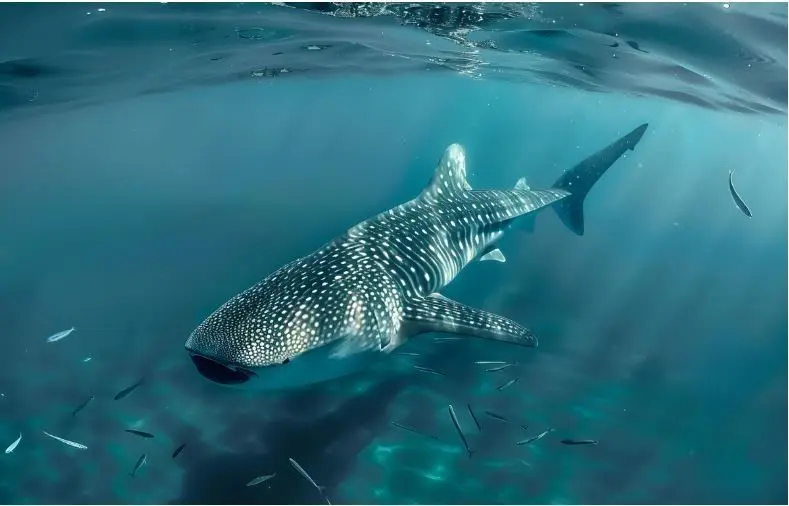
{"left": 185, "top": 124, "right": 648, "bottom": 390}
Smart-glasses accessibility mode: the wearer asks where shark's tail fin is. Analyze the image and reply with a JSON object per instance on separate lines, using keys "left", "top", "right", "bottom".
{"left": 550, "top": 123, "right": 648, "bottom": 236}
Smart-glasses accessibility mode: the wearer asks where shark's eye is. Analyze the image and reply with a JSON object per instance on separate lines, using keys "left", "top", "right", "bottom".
{"left": 282, "top": 358, "right": 291, "bottom": 365}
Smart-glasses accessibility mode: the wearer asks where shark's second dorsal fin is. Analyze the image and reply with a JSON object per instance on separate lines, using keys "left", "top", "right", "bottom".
{"left": 420, "top": 144, "right": 472, "bottom": 203}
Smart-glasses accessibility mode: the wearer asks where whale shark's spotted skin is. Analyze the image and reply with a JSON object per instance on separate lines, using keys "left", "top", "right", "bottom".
{"left": 185, "top": 144, "right": 569, "bottom": 387}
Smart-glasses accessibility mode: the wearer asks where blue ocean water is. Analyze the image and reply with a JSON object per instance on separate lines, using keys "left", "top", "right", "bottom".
{"left": 0, "top": 2, "right": 786, "bottom": 505}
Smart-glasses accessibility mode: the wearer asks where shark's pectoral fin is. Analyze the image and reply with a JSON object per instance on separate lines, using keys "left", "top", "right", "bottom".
{"left": 401, "top": 293, "right": 538, "bottom": 347}
{"left": 479, "top": 248, "right": 506, "bottom": 263}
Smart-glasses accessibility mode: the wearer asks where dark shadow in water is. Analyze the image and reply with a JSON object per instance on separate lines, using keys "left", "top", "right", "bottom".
{"left": 170, "top": 375, "right": 408, "bottom": 505}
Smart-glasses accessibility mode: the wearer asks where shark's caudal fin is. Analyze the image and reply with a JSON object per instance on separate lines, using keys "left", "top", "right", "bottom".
{"left": 550, "top": 123, "right": 648, "bottom": 236}
{"left": 401, "top": 293, "right": 538, "bottom": 347}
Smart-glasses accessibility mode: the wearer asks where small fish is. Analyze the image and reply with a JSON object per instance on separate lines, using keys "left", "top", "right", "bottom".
{"left": 448, "top": 404, "right": 474, "bottom": 458}
{"left": 46, "top": 327, "right": 75, "bottom": 343}
{"left": 486, "top": 362, "right": 516, "bottom": 372}
{"left": 113, "top": 379, "right": 144, "bottom": 401}
{"left": 124, "top": 429, "right": 155, "bottom": 439}
{"left": 394, "top": 352, "right": 421, "bottom": 357}
{"left": 4, "top": 433, "right": 22, "bottom": 454}
{"left": 516, "top": 428, "right": 554, "bottom": 445}
{"left": 413, "top": 365, "right": 446, "bottom": 377}
{"left": 42, "top": 431, "right": 87, "bottom": 450}
{"left": 246, "top": 473, "right": 276, "bottom": 487}
{"left": 482, "top": 411, "right": 527, "bottom": 430}
{"left": 483, "top": 410, "right": 510, "bottom": 422}
{"left": 561, "top": 439, "right": 599, "bottom": 445}
{"left": 130, "top": 453, "right": 147, "bottom": 477}
{"left": 474, "top": 361, "right": 507, "bottom": 365}
{"left": 497, "top": 377, "right": 520, "bottom": 391}
{"left": 432, "top": 336, "right": 463, "bottom": 342}
{"left": 82, "top": 357, "right": 92, "bottom": 363}
{"left": 289, "top": 457, "right": 331, "bottom": 505}
{"left": 467, "top": 404, "right": 482, "bottom": 432}
{"left": 72, "top": 395, "right": 95, "bottom": 417}
{"left": 390, "top": 421, "right": 439, "bottom": 441}
{"left": 172, "top": 443, "right": 187, "bottom": 459}
{"left": 728, "top": 170, "right": 752, "bottom": 217}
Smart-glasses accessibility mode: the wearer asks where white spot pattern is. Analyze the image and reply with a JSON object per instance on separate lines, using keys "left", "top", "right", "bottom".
{"left": 184, "top": 144, "right": 568, "bottom": 370}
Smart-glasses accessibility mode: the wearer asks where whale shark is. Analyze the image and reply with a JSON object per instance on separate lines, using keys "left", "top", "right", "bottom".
{"left": 185, "top": 124, "right": 648, "bottom": 390}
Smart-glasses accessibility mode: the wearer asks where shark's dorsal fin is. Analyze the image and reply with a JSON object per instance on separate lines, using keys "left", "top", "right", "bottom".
{"left": 400, "top": 293, "right": 537, "bottom": 347}
{"left": 514, "top": 177, "right": 530, "bottom": 191}
{"left": 420, "top": 144, "right": 472, "bottom": 202}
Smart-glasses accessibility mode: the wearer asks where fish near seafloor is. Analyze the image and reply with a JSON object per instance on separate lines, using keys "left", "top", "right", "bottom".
{"left": 184, "top": 141, "right": 568, "bottom": 390}
{"left": 5, "top": 433, "right": 22, "bottom": 454}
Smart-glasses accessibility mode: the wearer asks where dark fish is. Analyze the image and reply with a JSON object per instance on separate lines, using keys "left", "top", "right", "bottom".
{"left": 448, "top": 404, "right": 474, "bottom": 458}
{"left": 172, "top": 443, "right": 187, "bottom": 459}
{"left": 497, "top": 377, "right": 520, "bottom": 391}
{"left": 467, "top": 404, "right": 482, "bottom": 432}
{"left": 486, "top": 363, "right": 515, "bottom": 372}
{"left": 113, "top": 379, "right": 144, "bottom": 401}
{"left": 394, "top": 352, "right": 421, "bottom": 357}
{"left": 72, "top": 395, "right": 95, "bottom": 417}
{"left": 130, "top": 453, "right": 147, "bottom": 477}
{"left": 561, "top": 439, "right": 599, "bottom": 445}
{"left": 390, "top": 421, "right": 439, "bottom": 441}
{"left": 413, "top": 365, "right": 446, "bottom": 377}
{"left": 483, "top": 410, "right": 509, "bottom": 422}
{"left": 516, "top": 428, "right": 554, "bottom": 445}
{"left": 728, "top": 170, "right": 752, "bottom": 217}
{"left": 483, "top": 411, "right": 528, "bottom": 431}
{"left": 124, "top": 429, "right": 155, "bottom": 439}
{"left": 626, "top": 40, "right": 648, "bottom": 53}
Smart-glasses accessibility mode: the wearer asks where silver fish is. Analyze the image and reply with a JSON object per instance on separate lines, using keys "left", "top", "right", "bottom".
{"left": 474, "top": 360, "right": 508, "bottom": 365}
{"left": 394, "top": 352, "right": 422, "bottom": 357}
{"left": 130, "top": 453, "right": 147, "bottom": 477}
{"left": 42, "top": 431, "right": 87, "bottom": 450}
{"left": 516, "top": 428, "right": 554, "bottom": 445}
{"left": 4, "top": 433, "right": 21, "bottom": 454}
{"left": 289, "top": 457, "right": 330, "bottom": 505}
{"left": 448, "top": 404, "right": 474, "bottom": 458}
{"left": 46, "top": 327, "right": 75, "bottom": 343}
{"left": 728, "top": 170, "right": 752, "bottom": 217}
{"left": 391, "top": 421, "right": 439, "bottom": 441}
{"left": 246, "top": 473, "right": 276, "bottom": 487}
{"left": 497, "top": 377, "right": 520, "bottom": 391}
{"left": 413, "top": 365, "right": 446, "bottom": 377}
{"left": 486, "top": 362, "right": 516, "bottom": 372}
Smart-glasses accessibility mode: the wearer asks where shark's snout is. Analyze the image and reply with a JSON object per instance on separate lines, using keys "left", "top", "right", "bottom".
{"left": 189, "top": 353, "right": 257, "bottom": 385}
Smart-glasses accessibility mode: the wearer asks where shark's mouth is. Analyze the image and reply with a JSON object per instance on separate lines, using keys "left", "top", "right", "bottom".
{"left": 189, "top": 354, "right": 257, "bottom": 385}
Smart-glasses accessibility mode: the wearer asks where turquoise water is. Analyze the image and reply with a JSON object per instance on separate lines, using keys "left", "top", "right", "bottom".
{"left": 0, "top": 3, "right": 786, "bottom": 505}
